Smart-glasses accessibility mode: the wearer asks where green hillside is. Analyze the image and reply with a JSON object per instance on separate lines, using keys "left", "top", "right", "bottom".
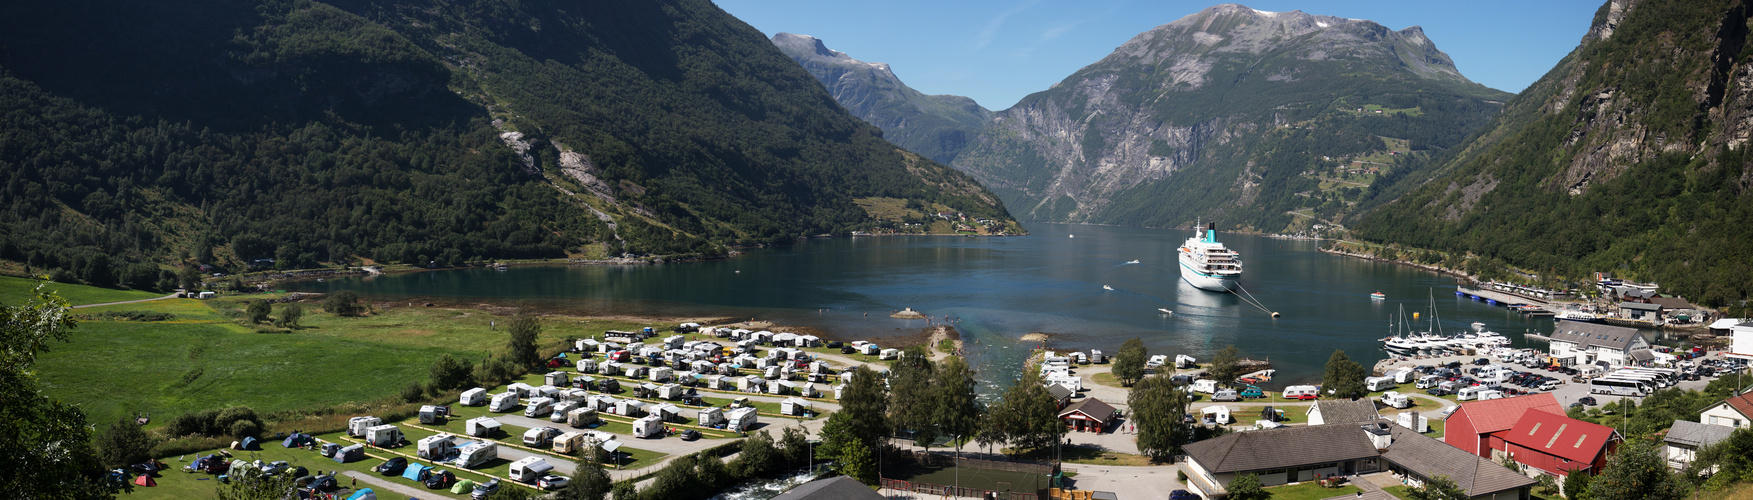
{"left": 1355, "top": 0, "right": 1753, "bottom": 306}
{"left": 0, "top": 0, "right": 1016, "bottom": 285}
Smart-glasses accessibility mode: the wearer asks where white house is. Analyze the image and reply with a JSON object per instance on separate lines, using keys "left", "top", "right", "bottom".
{"left": 1547, "top": 321, "right": 1648, "bottom": 367}
{"left": 1699, "top": 392, "right": 1753, "bottom": 429}
{"left": 1728, "top": 321, "right": 1753, "bottom": 363}
{"left": 1663, "top": 420, "right": 1734, "bottom": 470}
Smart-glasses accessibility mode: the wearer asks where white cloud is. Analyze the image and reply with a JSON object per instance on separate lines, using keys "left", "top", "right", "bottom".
{"left": 975, "top": 0, "right": 1043, "bottom": 50}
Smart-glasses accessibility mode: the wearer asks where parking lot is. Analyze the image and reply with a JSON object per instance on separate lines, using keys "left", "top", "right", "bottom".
{"left": 1378, "top": 347, "right": 1748, "bottom": 411}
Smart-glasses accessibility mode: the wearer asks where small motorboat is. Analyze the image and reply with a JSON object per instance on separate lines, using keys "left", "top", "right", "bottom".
{"left": 1125, "top": 259, "right": 1140, "bottom": 264}
{"left": 1158, "top": 308, "right": 1173, "bottom": 314}
{"left": 1370, "top": 291, "right": 1386, "bottom": 300}
{"left": 1103, "top": 285, "right": 1114, "bottom": 291}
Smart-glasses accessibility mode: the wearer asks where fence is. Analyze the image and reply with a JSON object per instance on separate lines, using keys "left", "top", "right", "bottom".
{"left": 882, "top": 478, "right": 1038, "bottom": 500}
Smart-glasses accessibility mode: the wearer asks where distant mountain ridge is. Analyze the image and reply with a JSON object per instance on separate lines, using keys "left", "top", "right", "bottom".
{"left": 950, "top": 3, "right": 1511, "bottom": 231}
{"left": 0, "top": 0, "right": 1018, "bottom": 279}
{"left": 1355, "top": 0, "right": 1753, "bottom": 306}
{"left": 772, "top": 33, "right": 993, "bottom": 164}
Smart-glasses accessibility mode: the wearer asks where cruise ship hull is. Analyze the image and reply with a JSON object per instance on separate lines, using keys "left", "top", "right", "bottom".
{"left": 1179, "top": 262, "right": 1238, "bottom": 292}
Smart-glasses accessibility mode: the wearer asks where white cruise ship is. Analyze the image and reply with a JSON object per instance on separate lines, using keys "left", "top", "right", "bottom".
{"left": 1179, "top": 222, "right": 1241, "bottom": 292}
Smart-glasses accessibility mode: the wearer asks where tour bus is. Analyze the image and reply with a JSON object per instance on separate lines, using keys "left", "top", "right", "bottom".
{"left": 1619, "top": 368, "right": 1677, "bottom": 387}
{"left": 1604, "top": 371, "right": 1663, "bottom": 389}
{"left": 1589, "top": 377, "right": 1652, "bottom": 397}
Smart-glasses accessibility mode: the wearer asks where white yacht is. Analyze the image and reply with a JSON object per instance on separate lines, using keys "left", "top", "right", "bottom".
{"left": 1178, "top": 222, "right": 1241, "bottom": 292}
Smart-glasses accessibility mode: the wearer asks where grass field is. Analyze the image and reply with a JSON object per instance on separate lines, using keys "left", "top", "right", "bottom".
{"left": 0, "top": 275, "right": 163, "bottom": 306}
{"left": 31, "top": 293, "right": 666, "bottom": 428}
{"left": 889, "top": 461, "right": 1049, "bottom": 494}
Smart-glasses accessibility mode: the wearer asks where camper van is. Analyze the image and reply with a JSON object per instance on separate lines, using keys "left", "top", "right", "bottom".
{"left": 726, "top": 407, "right": 759, "bottom": 433}
{"left": 1476, "top": 389, "right": 1506, "bottom": 401}
{"left": 1146, "top": 354, "right": 1169, "bottom": 368}
{"left": 347, "top": 417, "right": 383, "bottom": 437}
{"left": 697, "top": 407, "right": 725, "bottom": 428}
{"left": 650, "top": 367, "right": 673, "bottom": 383}
{"left": 489, "top": 393, "right": 519, "bottom": 413}
{"left": 364, "top": 425, "right": 402, "bottom": 447}
{"left": 576, "top": 359, "right": 598, "bottom": 374}
{"left": 507, "top": 383, "right": 535, "bottom": 397}
{"left": 566, "top": 408, "right": 600, "bottom": 428}
{"left": 522, "top": 427, "right": 562, "bottom": 447}
{"left": 652, "top": 404, "right": 683, "bottom": 423}
{"left": 551, "top": 431, "right": 588, "bottom": 454}
{"left": 1191, "top": 379, "right": 1219, "bottom": 394}
{"left": 1456, "top": 386, "right": 1486, "bottom": 401}
{"left": 1365, "top": 377, "right": 1397, "bottom": 392}
{"left": 551, "top": 400, "right": 582, "bottom": 422}
{"left": 455, "top": 442, "right": 497, "bottom": 469}
{"left": 465, "top": 417, "right": 501, "bottom": 438}
{"left": 460, "top": 388, "right": 488, "bottom": 406}
{"left": 1381, "top": 391, "right": 1412, "bottom": 409}
{"left": 1090, "top": 349, "right": 1106, "bottom": 364}
{"left": 416, "top": 434, "right": 457, "bottom": 460}
{"left": 658, "top": 383, "right": 685, "bottom": 400}
{"left": 1282, "top": 385, "right": 1320, "bottom": 400}
{"left": 631, "top": 415, "right": 664, "bottom": 438}
{"left": 525, "top": 397, "right": 556, "bottom": 418}
{"left": 1175, "top": 354, "right": 1198, "bottom": 369}
{"left": 1416, "top": 375, "right": 1441, "bottom": 390}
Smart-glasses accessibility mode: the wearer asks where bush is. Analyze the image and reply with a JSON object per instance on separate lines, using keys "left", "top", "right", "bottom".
{"left": 228, "top": 419, "right": 262, "bottom": 440}
{"left": 323, "top": 290, "right": 363, "bottom": 316}
{"left": 1178, "top": 470, "right": 1188, "bottom": 482}
{"left": 149, "top": 435, "right": 233, "bottom": 459}
{"left": 95, "top": 418, "right": 157, "bottom": 468}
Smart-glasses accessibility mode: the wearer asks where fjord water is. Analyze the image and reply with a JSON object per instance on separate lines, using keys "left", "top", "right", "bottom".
{"left": 290, "top": 224, "right": 1557, "bottom": 389}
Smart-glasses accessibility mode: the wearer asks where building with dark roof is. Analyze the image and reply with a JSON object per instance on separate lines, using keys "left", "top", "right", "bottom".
{"left": 1664, "top": 420, "right": 1736, "bottom": 470}
{"left": 1548, "top": 321, "right": 1648, "bottom": 367}
{"left": 1306, "top": 398, "right": 1381, "bottom": 426}
{"left": 1057, "top": 397, "right": 1116, "bottom": 432}
{"left": 1182, "top": 421, "right": 1535, "bottom": 499}
{"left": 772, "top": 476, "right": 884, "bottom": 500}
{"left": 1046, "top": 383, "right": 1074, "bottom": 409}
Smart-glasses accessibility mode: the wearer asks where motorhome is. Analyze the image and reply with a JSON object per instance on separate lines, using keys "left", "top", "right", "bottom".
{"left": 726, "top": 407, "right": 759, "bottom": 433}
{"left": 1365, "top": 377, "right": 1396, "bottom": 392}
{"left": 566, "top": 408, "right": 600, "bottom": 428}
{"left": 1090, "top": 349, "right": 1106, "bottom": 364}
{"left": 507, "top": 383, "right": 535, "bottom": 397}
{"left": 1416, "top": 375, "right": 1441, "bottom": 390}
{"left": 1456, "top": 386, "right": 1486, "bottom": 401}
{"left": 550, "top": 400, "right": 582, "bottom": 423}
{"left": 1476, "top": 389, "right": 1506, "bottom": 400}
{"left": 416, "top": 434, "right": 456, "bottom": 460}
{"left": 364, "top": 425, "right": 402, "bottom": 447}
{"left": 347, "top": 416, "right": 383, "bottom": 437}
{"left": 650, "top": 367, "right": 673, "bottom": 383}
{"left": 522, "top": 427, "right": 561, "bottom": 447}
{"left": 1381, "top": 391, "right": 1412, "bottom": 409}
{"left": 576, "top": 359, "right": 598, "bottom": 374}
{"left": 455, "top": 442, "right": 497, "bottom": 469}
{"left": 460, "top": 388, "right": 488, "bottom": 406}
{"left": 419, "top": 405, "right": 446, "bottom": 424}
{"left": 1146, "top": 354, "right": 1169, "bottom": 368}
{"left": 545, "top": 371, "right": 569, "bottom": 387}
{"left": 465, "top": 417, "right": 501, "bottom": 438}
{"left": 1282, "top": 385, "right": 1319, "bottom": 400}
{"left": 1391, "top": 368, "right": 1417, "bottom": 384}
{"left": 1175, "top": 354, "right": 1198, "bottom": 369}
{"left": 524, "top": 397, "right": 555, "bottom": 418}
{"left": 489, "top": 392, "right": 519, "bottom": 413}
{"left": 631, "top": 415, "right": 664, "bottom": 438}
{"left": 508, "top": 456, "right": 554, "bottom": 483}
{"left": 780, "top": 397, "right": 812, "bottom": 416}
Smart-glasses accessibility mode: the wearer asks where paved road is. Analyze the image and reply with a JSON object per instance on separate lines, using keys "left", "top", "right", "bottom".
{"left": 341, "top": 470, "right": 445, "bottom": 499}
{"left": 71, "top": 292, "right": 181, "bottom": 309}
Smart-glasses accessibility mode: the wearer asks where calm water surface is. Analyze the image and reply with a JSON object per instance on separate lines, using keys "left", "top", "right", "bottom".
{"left": 290, "top": 224, "right": 1567, "bottom": 390}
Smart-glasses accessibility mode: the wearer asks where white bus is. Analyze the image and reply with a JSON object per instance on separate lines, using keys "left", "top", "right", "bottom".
{"left": 1604, "top": 371, "right": 1663, "bottom": 389}
{"left": 1619, "top": 367, "right": 1677, "bottom": 387}
{"left": 1589, "top": 377, "right": 1651, "bottom": 397}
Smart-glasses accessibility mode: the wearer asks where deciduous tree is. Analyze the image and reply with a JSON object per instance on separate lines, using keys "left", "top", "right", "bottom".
{"left": 506, "top": 312, "right": 542, "bottom": 368}
{"left": 1210, "top": 345, "right": 1242, "bottom": 387}
{"left": 276, "top": 303, "right": 302, "bottom": 328}
{"left": 1589, "top": 440, "right": 1685, "bottom": 500}
{"left": 1322, "top": 349, "right": 1367, "bottom": 399}
{"left": 1129, "top": 374, "right": 1191, "bottom": 461}
{"left": 245, "top": 300, "right": 271, "bottom": 324}
{"left": 1227, "top": 473, "right": 1269, "bottom": 500}
{"left": 993, "top": 370, "right": 1066, "bottom": 457}
{"left": 1405, "top": 475, "right": 1469, "bottom": 500}
{"left": 1112, "top": 337, "right": 1147, "bottom": 386}
{"left": 934, "top": 356, "right": 982, "bottom": 456}
{"left": 95, "top": 417, "right": 155, "bottom": 469}
{"left": 1, "top": 284, "right": 121, "bottom": 498}
{"left": 323, "top": 290, "right": 363, "bottom": 316}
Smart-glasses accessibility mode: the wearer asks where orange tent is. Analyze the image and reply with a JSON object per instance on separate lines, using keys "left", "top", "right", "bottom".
{"left": 133, "top": 475, "right": 156, "bottom": 487}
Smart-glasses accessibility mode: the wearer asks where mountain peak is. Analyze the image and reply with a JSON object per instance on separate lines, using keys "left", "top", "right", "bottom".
{"left": 772, "top": 32, "right": 891, "bottom": 75}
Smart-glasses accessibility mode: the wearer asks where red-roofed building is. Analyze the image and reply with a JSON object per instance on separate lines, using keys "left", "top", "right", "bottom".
{"left": 1499, "top": 410, "right": 1620, "bottom": 476}
{"left": 1699, "top": 390, "right": 1753, "bottom": 429}
{"left": 1444, "top": 393, "right": 1563, "bottom": 456}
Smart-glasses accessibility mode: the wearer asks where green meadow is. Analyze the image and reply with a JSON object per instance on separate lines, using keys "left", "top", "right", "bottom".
{"left": 0, "top": 275, "right": 163, "bottom": 306}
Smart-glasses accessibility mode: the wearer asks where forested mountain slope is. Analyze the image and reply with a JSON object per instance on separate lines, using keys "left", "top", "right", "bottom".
{"left": 1355, "top": 0, "right": 1753, "bottom": 305}
{"left": 0, "top": 0, "right": 1014, "bottom": 284}
{"left": 951, "top": 4, "right": 1510, "bottom": 231}
{"left": 772, "top": 33, "right": 993, "bottom": 164}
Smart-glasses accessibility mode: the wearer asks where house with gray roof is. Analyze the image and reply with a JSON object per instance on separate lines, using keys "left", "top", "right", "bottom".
{"left": 1548, "top": 320, "right": 1648, "bottom": 367}
{"left": 1663, "top": 420, "right": 1736, "bottom": 471}
{"left": 1183, "top": 421, "right": 1535, "bottom": 499}
{"left": 1306, "top": 398, "right": 1381, "bottom": 426}
{"left": 772, "top": 476, "right": 884, "bottom": 500}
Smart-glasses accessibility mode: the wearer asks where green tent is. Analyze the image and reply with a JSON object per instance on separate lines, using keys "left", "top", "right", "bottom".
{"left": 450, "top": 479, "right": 475, "bottom": 494}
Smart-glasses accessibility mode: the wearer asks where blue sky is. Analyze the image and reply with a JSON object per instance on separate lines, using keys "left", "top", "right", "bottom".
{"left": 715, "top": 1, "right": 1604, "bottom": 110}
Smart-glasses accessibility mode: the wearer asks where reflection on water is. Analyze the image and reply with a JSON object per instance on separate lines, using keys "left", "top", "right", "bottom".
{"left": 289, "top": 224, "right": 1583, "bottom": 390}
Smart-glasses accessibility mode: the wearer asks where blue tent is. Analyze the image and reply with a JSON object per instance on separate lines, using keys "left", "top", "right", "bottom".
{"left": 345, "top": 488, "right": 376, "bottom": 500}
{"left": 400, "top": 464, "right": 431, "bottom": 482}
{"left": 239, "top": 437, "right": 260, "bottom": 450}
{"left": 281, "top": 433, "right": 311, "bottom": 448}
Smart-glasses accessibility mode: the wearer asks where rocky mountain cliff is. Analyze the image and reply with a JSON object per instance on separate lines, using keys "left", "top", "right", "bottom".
{"left": 772, "top": 33, "right": 992, "bottom": 164}
{"left": 0, "top": 0, "right": 1017, "bottom": 278}
{"left": 952, "top": 4, "right": 1510, "bottom": 231}
{"left": 1356, "top": 0, "right": 1753, "bottom": 305}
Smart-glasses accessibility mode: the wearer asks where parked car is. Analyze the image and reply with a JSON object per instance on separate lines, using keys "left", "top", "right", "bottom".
{"left": 1170, "top": 490, "right": 1200, "bottom": 500}
{"left": 373, "top": 457, "right": 407, "bottom": 476}
{"left": 1578, "top": 397, "right": 1598, "bottom": 406}
{"left": 472, "top": 479, "right": 501, "bottom": 499}
{"left": 680, "top": 430, "right": 702, "bottom": 441}
{"left": 538, "top": 475, "right": 571, "bottom": 490}
{"left": 425, "top": 470, "right": 456, "bottom": 489}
